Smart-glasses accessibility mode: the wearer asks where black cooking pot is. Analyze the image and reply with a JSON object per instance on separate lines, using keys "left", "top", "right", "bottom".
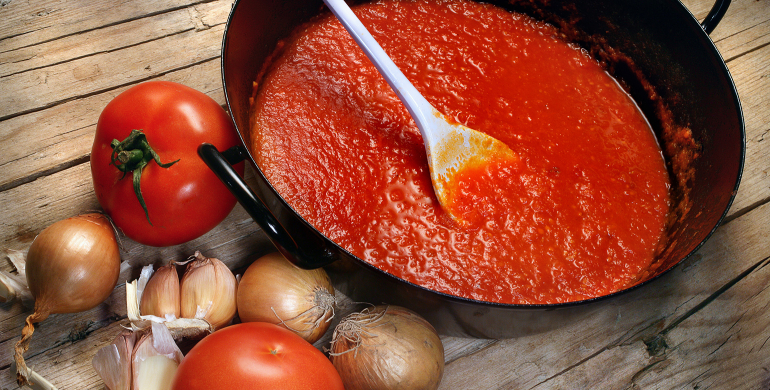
{"left": 201, "top": 0, "right": 744, "bottom": 338}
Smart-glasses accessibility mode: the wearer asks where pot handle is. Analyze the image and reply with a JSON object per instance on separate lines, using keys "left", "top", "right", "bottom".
{"left": 701, "top": 0, "right": 730, "bottom": 34}
{"left": 198, "top": 143, "right": 339, "bottom": 269}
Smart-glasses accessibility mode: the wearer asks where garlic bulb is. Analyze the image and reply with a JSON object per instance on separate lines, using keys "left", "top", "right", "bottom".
{"left": 93, "top": 324, "right": 183, "bottom": 390}
{"left": 139, "top": 264, "right": 180, "bottom": 319}
{"left": 179, "top": 251, "right": 237, "bottom": 329}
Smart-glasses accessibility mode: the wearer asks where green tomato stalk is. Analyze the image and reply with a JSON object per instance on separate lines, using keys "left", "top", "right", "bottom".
{"left": 110, "top": 129, "right": 179, "bottom": 225}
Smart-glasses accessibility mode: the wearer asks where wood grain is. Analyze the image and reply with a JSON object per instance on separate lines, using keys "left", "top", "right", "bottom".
{"left": 725, "top": 45, "right": 770, "bottom": 218}
{"left": 0, "top": 2, "right": 230, "bottom": 78}
{"left": 0, "top": 24, "right": 224, "bottom": 119}
{"left": 0, "top": 0, "right": 208, "bottom": 51}
{"left": 0, "top": 0, "right": 768, "bottom": 388}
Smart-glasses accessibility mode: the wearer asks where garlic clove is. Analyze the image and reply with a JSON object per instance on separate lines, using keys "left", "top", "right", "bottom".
{"left": 179, "top": 251, "right": 237, "bottom": 330}
{"left": 92, "top": 329, "right": 136, "bottom": 390}
{"left": 139, "top": 264, "right": 180, "bottom": 319}
{"left": 126, "top": 280, "right": 213, "bottom": 340}
{"left": 134, "top": 355, "right": 178, "bottom": 390}
{"left": 131, "top": 323, "right": 183, "bottom": 390}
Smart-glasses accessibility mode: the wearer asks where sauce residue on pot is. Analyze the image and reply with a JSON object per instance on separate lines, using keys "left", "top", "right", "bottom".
{"left": 249, "top": 0, "right": 671, "bottom": 304}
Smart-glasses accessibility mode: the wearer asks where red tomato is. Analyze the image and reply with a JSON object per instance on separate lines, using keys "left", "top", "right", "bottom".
{"left": 171, "top": 322, "right": 344, "bottom": 390}
{"left": 90, "top": 81, "right": 244, "bottom": 246}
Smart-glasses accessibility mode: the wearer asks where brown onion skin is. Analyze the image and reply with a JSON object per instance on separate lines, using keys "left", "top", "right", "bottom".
{"left": 26, "top": 213, "right": 121, "bottom": 313}
{"left": 330, "top": 305, "right": 445, "bottom": 390}
{"left": 16, "top": 213, "right": 121, "bottom": 386}
{"left": 237, "top": 252, "right": 335, "bottom": 343}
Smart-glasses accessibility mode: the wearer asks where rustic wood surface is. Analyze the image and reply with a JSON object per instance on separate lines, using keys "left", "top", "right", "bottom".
{"left": 1, "top": 0, "right": 768, "bottom": 388}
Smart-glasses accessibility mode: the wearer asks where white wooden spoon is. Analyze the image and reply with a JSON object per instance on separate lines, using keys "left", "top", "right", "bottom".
{"left": 323, "top": 0, "right": 517, "bottom": 223}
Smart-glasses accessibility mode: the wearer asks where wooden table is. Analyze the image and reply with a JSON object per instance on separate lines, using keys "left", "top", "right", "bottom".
{"left": 1, "top": 0, "right": 768, "bottom": 388}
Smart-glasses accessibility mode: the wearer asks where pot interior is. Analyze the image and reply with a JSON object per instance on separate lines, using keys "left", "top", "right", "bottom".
{"left": 221, "top": 0, "right": 744, "bottom": 305}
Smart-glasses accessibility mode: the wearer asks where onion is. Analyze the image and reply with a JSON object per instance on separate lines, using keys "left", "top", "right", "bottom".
{"left": 236, "top": 252, "right": 336, "bottom": 343}
{"left": 330, "top": 305, "right": 445, "bottom": 390}
{"left": 14, "top": 213, "right": 122, "bottom": 387}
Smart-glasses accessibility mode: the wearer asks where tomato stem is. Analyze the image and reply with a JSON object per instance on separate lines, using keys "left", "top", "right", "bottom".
{"left": 117, "top": 149, "right": 144, "bottom": 165}
{"left": 110, "top": 129, "right": 180, "bottom": 225}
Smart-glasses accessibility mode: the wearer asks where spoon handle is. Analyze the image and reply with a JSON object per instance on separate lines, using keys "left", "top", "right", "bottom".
{"left": 322, "top": 0, "right": 434, "bottom": 141}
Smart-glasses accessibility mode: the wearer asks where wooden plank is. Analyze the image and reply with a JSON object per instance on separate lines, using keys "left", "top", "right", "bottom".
{"left": 719, "top": 19, "right": 770, "bottom": 63}
{"left": 631, "top": 256, "right": 770, "bottom": 389}
{"left": 0, "top": 21, "right": 224, "bottom": 120}
{"left": 0, "top": 0, "right": 210, "bottom": 50}
{"left": 528, "top": 248, "right": 770, "bottom": 389}
{"left": 0, "top": 1, "right": 230, "bottom": 189}
{"left": 0, "top": 163, "right": 101, "bottom": 252}
{"left": 724, "top": 45, "right": 770, "bottom": 218}
{"left": 0, "top": 1, "right": 233, "bottom": 78}
{"left": 437, "top": 201, "right": 770, "bottom": 389}
{"left": 681, "top": 0, "right": 770, "bottom": 61}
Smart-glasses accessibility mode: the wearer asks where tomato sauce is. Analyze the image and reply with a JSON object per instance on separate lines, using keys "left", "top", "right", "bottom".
{"left": 249, "top": 0, "right": 671, "bottom": 304}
